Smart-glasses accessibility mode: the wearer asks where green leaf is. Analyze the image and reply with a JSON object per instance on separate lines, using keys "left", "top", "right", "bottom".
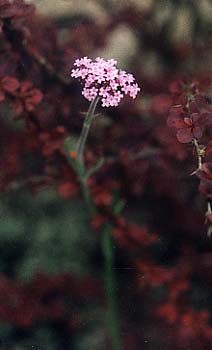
{"left": 113, "top": 199, "right": 125, "bottom": 216}
{"left": 64, "top": 135, "right": 79, "bottom": 168}
{"left": 111, "top": 191, "right": 125, "bottom": 216}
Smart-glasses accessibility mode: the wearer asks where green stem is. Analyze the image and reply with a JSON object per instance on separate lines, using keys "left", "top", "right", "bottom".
{"left": 76, "top": 96, "right": 100, "bottom": 215}
{"left": 77, "top": 96, "right": 100, "bottom": 165}
{"left": 80, "top": 176, "right": 95, "bottom": 215}
{"left": 76, "top": 97, "right": 121, "bottom": 350}
{"left": 102, "top": 225, "right": 121, "bottom": 350}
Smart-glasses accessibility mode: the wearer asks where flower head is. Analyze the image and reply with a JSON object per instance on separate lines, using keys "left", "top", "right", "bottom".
{"left": 71, "top": 56, "right": 140, "bottom": 107}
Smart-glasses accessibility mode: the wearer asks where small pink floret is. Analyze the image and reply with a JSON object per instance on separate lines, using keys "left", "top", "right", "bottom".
{"left": 71, "top": 57, "right": 140, "bottom": 107}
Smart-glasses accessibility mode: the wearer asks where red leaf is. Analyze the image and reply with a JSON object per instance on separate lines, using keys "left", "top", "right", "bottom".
{"left": 189, "top": 101, "right": 199, "bottom": 113}
{"left": 25, "top": 89, "right": 43, "bottom": 111}
{"left": 200, "top": 163, "right": 212, "bottom": 178}
{"left": 0, "top": 90, "right": 5, "bottom": 102}
{"left": 200, "top": 112, "right": 212, "bottom": 126}
{"left": 190, "top": 113, "right": 200, "bottom": 123}
{"left": 27, "top": 89, "right": 43, "bottom": 104}
{"left": 176, "top": 128, "right": 193, "bottom": 143}
{"left": 192, "top": 126, "right": 203, "bottom": 139}
{"left": 12, "top": 100, "right": 23, "bottom": 116}
{"left": 58, "top": 182, "right": 78, "bottom": 198}
{"left": 20, "top": 81, "right": 32, "bottom": 93}
{"left": 205, "top": 141, "right": 212, "bottom": 156}
{"left": 1, "top": 76, "right": 19, "bottom": 93}
{"left": 179, "top": 93, "right": 188, "bottom": 106}
{"left": 167, "top": 115, "right": 184, "bottom": 128}
{"left": 206, "top": 213, "right": 212, "bottom": 223}
{"left": 25, "top": 101, "right": 34, "bottom": 112}
{"left": 183, "top": 117, "right": 193, "bottom": 126}
{"left": 169, "top": 81, "right": 182, "bottom": 94}
{"left": 0, "top": 1, "right": 8, "bottom": 5}
{"left": 195, "top": 94, "right": 206, "bottom": 106}
{"left": 0, "top": 19, "right": 3, "bottom": 34}
{"left": 91, "top": 214, "right": 106, "bottom": 230}
{"left": 0, "top": 4, "right": 17, "bottom": 18}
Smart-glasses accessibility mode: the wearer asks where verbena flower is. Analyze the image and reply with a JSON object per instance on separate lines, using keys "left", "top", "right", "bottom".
{"left": 71, "top": 57, "right": 140, "bottom": 107}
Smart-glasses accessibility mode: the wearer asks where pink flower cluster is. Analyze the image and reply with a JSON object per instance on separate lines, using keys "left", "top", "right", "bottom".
{"left": 71, "top": 57, "right": 140, "bottom": 107}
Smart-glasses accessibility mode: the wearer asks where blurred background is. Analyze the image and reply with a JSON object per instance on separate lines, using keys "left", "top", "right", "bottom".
{"left": 0, "top": 0, "right": 212, "bottom": 349}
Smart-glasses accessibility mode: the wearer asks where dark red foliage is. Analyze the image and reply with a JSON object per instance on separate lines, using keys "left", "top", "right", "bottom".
{"left": 113, "top": 218, "right": 158, "bottom": 250}
{"left": 0, "top": 273, "right": 102, "bottom": 329}
{"left": 0, "top": 0, "right": 212, "bottom": 349}
{"left": 0, "top": 75, "right": 19, "bottom": 101}
{"left": 197, "top": 163, "right": 212, "bottom": 199}
{"left": 168, "top": 109, "right": 212, "bottom": 143}
{"left": 12, "top": 81, "right": 43, "bottom": 116}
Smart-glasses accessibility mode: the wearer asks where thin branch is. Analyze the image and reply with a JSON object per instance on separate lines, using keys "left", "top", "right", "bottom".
{"left": 191, "top": 138, "right": 205, "bottom": 175}
{"left": 104, "top": 147, "right": 161, "bottom": 165}
{"left": 22, "top": 39, "right": 70, "bottom": 87}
